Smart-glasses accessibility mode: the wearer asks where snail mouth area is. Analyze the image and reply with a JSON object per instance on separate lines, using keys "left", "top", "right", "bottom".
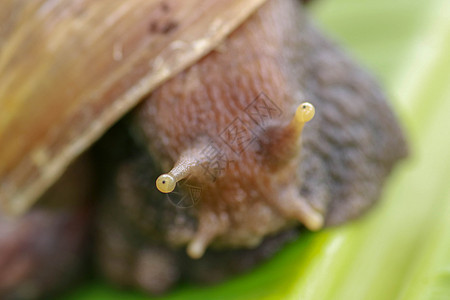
{"left": 186, "top": 172, "right": 299, "bottom": 237}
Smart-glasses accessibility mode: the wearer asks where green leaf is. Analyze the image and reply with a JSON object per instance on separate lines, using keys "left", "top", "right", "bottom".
{"left": 65, "top": 0, "right": 450, "bottom": 299}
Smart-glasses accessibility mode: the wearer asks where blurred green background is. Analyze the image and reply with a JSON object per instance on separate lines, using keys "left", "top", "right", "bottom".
{"left": 65, "top": 0, "right": 450, "bottom": 299}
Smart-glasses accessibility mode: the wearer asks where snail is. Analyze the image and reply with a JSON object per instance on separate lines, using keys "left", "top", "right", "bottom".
{"left": 0, "top": 0, "right": 407, "bottom": 298}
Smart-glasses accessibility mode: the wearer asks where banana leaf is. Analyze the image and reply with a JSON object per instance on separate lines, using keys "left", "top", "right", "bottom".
{"left": 64, "top": 0, "right": 450, "bottom": 299}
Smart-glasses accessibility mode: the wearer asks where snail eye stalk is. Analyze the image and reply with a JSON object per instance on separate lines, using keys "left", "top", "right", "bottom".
{"left": 155, "top": 148, "right": 204, "bottom": 194}
{"left": 292, "top": 102, "right": 315, "bottom": 131}
{"left": 262, "top": 102, "right": 315, "bottom": 162}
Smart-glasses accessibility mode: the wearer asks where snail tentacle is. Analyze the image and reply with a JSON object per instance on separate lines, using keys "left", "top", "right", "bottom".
{"left": 156, "top": 146, "right": 207, "bottom": 193}
{"left": 274, "top": 186, "right": 324, "bottom": 231}
{"left": 289, "top": 102, "right": 315, "bottom": 134}
{"left": 187, "top": 211, "right": 228, "bottom": 259}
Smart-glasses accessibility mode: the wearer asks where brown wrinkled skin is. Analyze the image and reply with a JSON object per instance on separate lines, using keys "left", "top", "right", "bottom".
{"left": 95, "top": 0, "right": 406, "bottom": 294}
{"left": 0, "top": 0, "right": 407, "bottom": 298}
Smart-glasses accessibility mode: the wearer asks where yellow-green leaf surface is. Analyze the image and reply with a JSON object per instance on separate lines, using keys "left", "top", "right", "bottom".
{"left": 65, "top": 0, "right": 450, "bottom": 299}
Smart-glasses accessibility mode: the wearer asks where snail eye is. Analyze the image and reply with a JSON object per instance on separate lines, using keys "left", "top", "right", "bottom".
{"left": 155, "top": 148, "right": 204, "bottom": 194}
{"left": 295, "top": 102, "right": 315, "bottom": 123}
{"left": 156, "top": 174, "right": 177, "bottom": 193}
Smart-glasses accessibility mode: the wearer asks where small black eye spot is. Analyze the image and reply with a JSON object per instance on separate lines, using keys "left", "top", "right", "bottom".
{"left": 302, "top": 105, "right": 306, "bottom": 109}
{"left": 162, "top": 180, "right": 166, "bottom": 184}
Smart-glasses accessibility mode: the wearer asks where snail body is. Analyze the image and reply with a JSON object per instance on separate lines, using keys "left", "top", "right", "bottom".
{"left": 96, "top": 0, "right": 407, "bottom": 292}
{"left": 144, "top": 0, "right": 323, "bottom": 258}
{"left": 0, "top": 0, "right": 407, "bottom": 297}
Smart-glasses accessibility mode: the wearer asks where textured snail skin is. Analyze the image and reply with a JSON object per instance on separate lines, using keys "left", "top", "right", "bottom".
{"left": 96, "top": 0, "right": 406, "bottom": 293}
